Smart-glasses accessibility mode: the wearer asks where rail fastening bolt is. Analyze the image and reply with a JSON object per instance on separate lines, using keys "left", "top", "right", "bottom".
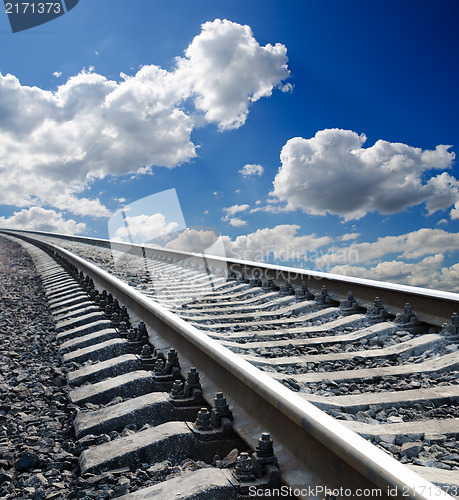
{"left": 195, "top": 408, "right": 212, "bottom": 431}
{"left": 171, "top": 380, "right": 185, "bottom": 399}
{"left": 256, "top": 432, "right": 274, "bottom": 458}
{"left": 140, "top": 344, "right": 152, "bottom": 359}
{"left": 234, "top": 452, "right": 255, "bottom": 482}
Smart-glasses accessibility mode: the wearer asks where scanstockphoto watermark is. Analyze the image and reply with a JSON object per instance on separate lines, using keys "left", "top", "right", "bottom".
{"left": 248, "top": 484, "right": 457, "bottom": 498}
{"left": 228, "top": 245, "right": 359, "bottom": 269}
{"left": 107, "top": 189, "right": 229, "bottom": 306}
{"left": 3, "top": 0, "right": 79, "bottom": 33}
{"left": 248, "top": 485, "right": 385, "bottom": 497}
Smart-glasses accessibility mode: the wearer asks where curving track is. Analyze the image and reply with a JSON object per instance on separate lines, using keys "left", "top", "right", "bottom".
{"left": 2, "top": 229, "right": 459, "bottom": 500}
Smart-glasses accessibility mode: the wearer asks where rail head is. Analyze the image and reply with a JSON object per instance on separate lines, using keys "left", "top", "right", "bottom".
{"left": 6, "top": 230, "right": 455, "bottom": 500}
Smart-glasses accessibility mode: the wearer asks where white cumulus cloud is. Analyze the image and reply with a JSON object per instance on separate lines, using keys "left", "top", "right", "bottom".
{"left": 239, "top": 164, "right": 264, "bottom": 176}
{"left": 113, "top": 214, "right": 179, "bottom": 243}
{"left": 316, "top": 228, "right": 459, "bottom": 267}
{"left": 0, "top": 19, "right": 290, "bottom": 218}
{"left": 222, "top": 204, "right": 250, "bottom": 226}
{"left": 175, "top": 19, "right": 290, "bottom": 130}
{"left": 228, "top": 217, "right": 247, "bottom": 227}
{"left": 327, "top": 254, "right": 446, "bottom": 289}
{"left": 164, "top": 224, "right": 331, "bottom": 265}
{"left": 165, "top": 228, "right": 222, "bottom": 253}
{"left": 450, "top": 201, "right": 459, "bottom": 219}
{"left": 314, "top": 227, "right": 459, "bottom": 292}
{"left": 221, "top": 224, "right": 332, "bottom": 262}
{"left": 223, "top": 204, "right": 250, "bottom": 216}
{"left": 273, "top": 129, "right": 456, "bottom": 220}
{"left": 0, "top": 207, "right": 86, "bottom": 234}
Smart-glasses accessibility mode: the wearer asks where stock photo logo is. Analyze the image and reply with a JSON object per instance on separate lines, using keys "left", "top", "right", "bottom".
{"left": 108, "top": 189, "right": 228, "bottom": 307}
{"left": 4, "top": 0, "right": 79, "bottom": 32}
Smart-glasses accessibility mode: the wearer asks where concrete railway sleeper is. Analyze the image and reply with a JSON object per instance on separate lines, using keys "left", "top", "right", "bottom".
{"left": 2, "top": 229, "right": 459, "bottom": 500}
{"left": 22, "top": 239, "right": 288, "bottom": 498}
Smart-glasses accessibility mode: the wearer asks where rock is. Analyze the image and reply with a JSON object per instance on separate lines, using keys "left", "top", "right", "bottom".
{"left": 106, "top": 396, "right": 124, "bottom": 407}
{"left": 76, "top": 434, "right": 97, "bottom": 447}
{"left": 395, "top": 434, "right": 412, "bottom": 446}
{"left": 94, "top": 490, "right": 112, "bottom": 500}
{"left": 285, "top": 378, "right": 300, "bottom": 391}
{"left": 433, "top": 462, "right": 452, "bottom": 470}
{"left": 96, "top": 434, "right": 110, "bottom": 445}
{"left": 355, "top": 411, "right": 369, "bottom": 423}
{"left": 15, "top": 452, "right": 42, "bottom": 471}
{"left": 0, "top": 471, "right": 13, "bottom": 485}
{"left": 424, "top": 434, "right": 447, "bottom": 444}
{"left": 387, "top": 416, "right": 404, "bottom": 424}
{"left": 322, "top": 379, "right": 339, "bottom": 387}
{"left": 121, "top": 427, "right": 136, "bottom": 438}
{"left": 400, "top": 441, "right": 423, "bottom": 459}
{"left": 26, "top": 472, "right": 48, "bottom": 488}
{"left": 406, "top": 433, "right": 424, "bottom": 441}
{"left": 146, "top": 461, "right": 170, "bottom": 479}
{"left": 113, "top": 477, "right": 130, "bottom": 496}
{"left": 378, "top": 434, "right": 396, "bottom": 445}
{"left": 219, "top": 448, "right": 239, "bottom": 468}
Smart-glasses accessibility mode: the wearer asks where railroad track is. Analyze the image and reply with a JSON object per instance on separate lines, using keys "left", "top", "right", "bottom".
{"left": 1, "top": 229, "right": 458, "bottom": 500}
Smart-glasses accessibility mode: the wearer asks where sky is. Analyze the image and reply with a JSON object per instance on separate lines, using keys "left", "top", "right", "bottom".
{"left": 1, "top": 0, "right": 459, "bottom": 292}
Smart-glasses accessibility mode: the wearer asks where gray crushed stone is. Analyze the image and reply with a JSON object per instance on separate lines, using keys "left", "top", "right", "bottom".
{"left": 0, "top": 236, "right": 237, "bottom": 499}
{"left": 0, "top": 236, "right": 76, "bottom": 499}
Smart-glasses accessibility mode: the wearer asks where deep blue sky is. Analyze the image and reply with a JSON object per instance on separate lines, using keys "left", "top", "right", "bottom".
{"left": 1, "top": 1, "right": 459, "bottom": 291}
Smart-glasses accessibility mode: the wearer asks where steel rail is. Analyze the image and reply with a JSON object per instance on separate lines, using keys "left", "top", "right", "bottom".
{"left": 3, "top": 228, "right": 459, "bottom": 327}
{"left": 3, "top": 231, "right": 455, "bottom": 500}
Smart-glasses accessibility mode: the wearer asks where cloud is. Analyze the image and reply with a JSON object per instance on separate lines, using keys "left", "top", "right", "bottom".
{"left": 113, "top": 213, "right": 179, "bottom": 243}
{"left": 313, "top": 227, "right": 459, "bottom": 292}
{"left": 223, "top": 204, "right": 250, "bottom": 216}
{"left": 327, "top": 254, "right": 446, "bottom": 289}
{"left": 50, "top": 195, "right": 110, "bottom": 217}
{"left": 0, "top": 19, "right": 290, "bottom": 217}
{"left": 175, "top": 19, "right": 290, "bottom": 130}
{"left": 222, "top": 204, "right": 250, "bottom": 226}
{"left": 0, "top": 207, "right": 86, "bottom": 234}
{"left": 163, "top": 224, "right": 330, "bottom": 264}
{"left": 273, "top": 129, "right": 456, "bottom": 220}
{"left": 221, "top": 224, "right": 331, "bottom": 262}
{"left": 164, "top": 228, "right": 223, "bottom": 255}
{"left": 450, "top": 201, "right": 459, "bottom": 219}
{"left": 239, "top": 163, "right": 264, "bottom": 176}
{"left": 228, "top": 217, "right": 247, "bottom": 227}
{"left": 326, "top": 253, "right": 459, "bottom": 293}
{"left": 434, "top": 263, "right": 459, "bottom": 292}
{"left": 249, "top": 202, "right": 291, "bottom": 214}
{"left": 339, "top": 233, "right": 360, "bottom": 242}
{"left": 316, "top": 227, "right": 459, "bottom": 267}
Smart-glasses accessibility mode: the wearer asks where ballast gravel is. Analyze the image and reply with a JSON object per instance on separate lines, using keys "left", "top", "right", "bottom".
{"left": 0, "top": 236, "right": 76, "bottom": 499}
{"left": 0, "top": 236, "right": 235, "bottom": 499}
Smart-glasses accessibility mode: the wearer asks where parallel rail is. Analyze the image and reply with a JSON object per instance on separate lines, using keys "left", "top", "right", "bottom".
{"left": 2, "top": 229, "right": 458, "bottom": 500}
{"left": 4, "top": 228, "right": 459, "bottom": 327}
